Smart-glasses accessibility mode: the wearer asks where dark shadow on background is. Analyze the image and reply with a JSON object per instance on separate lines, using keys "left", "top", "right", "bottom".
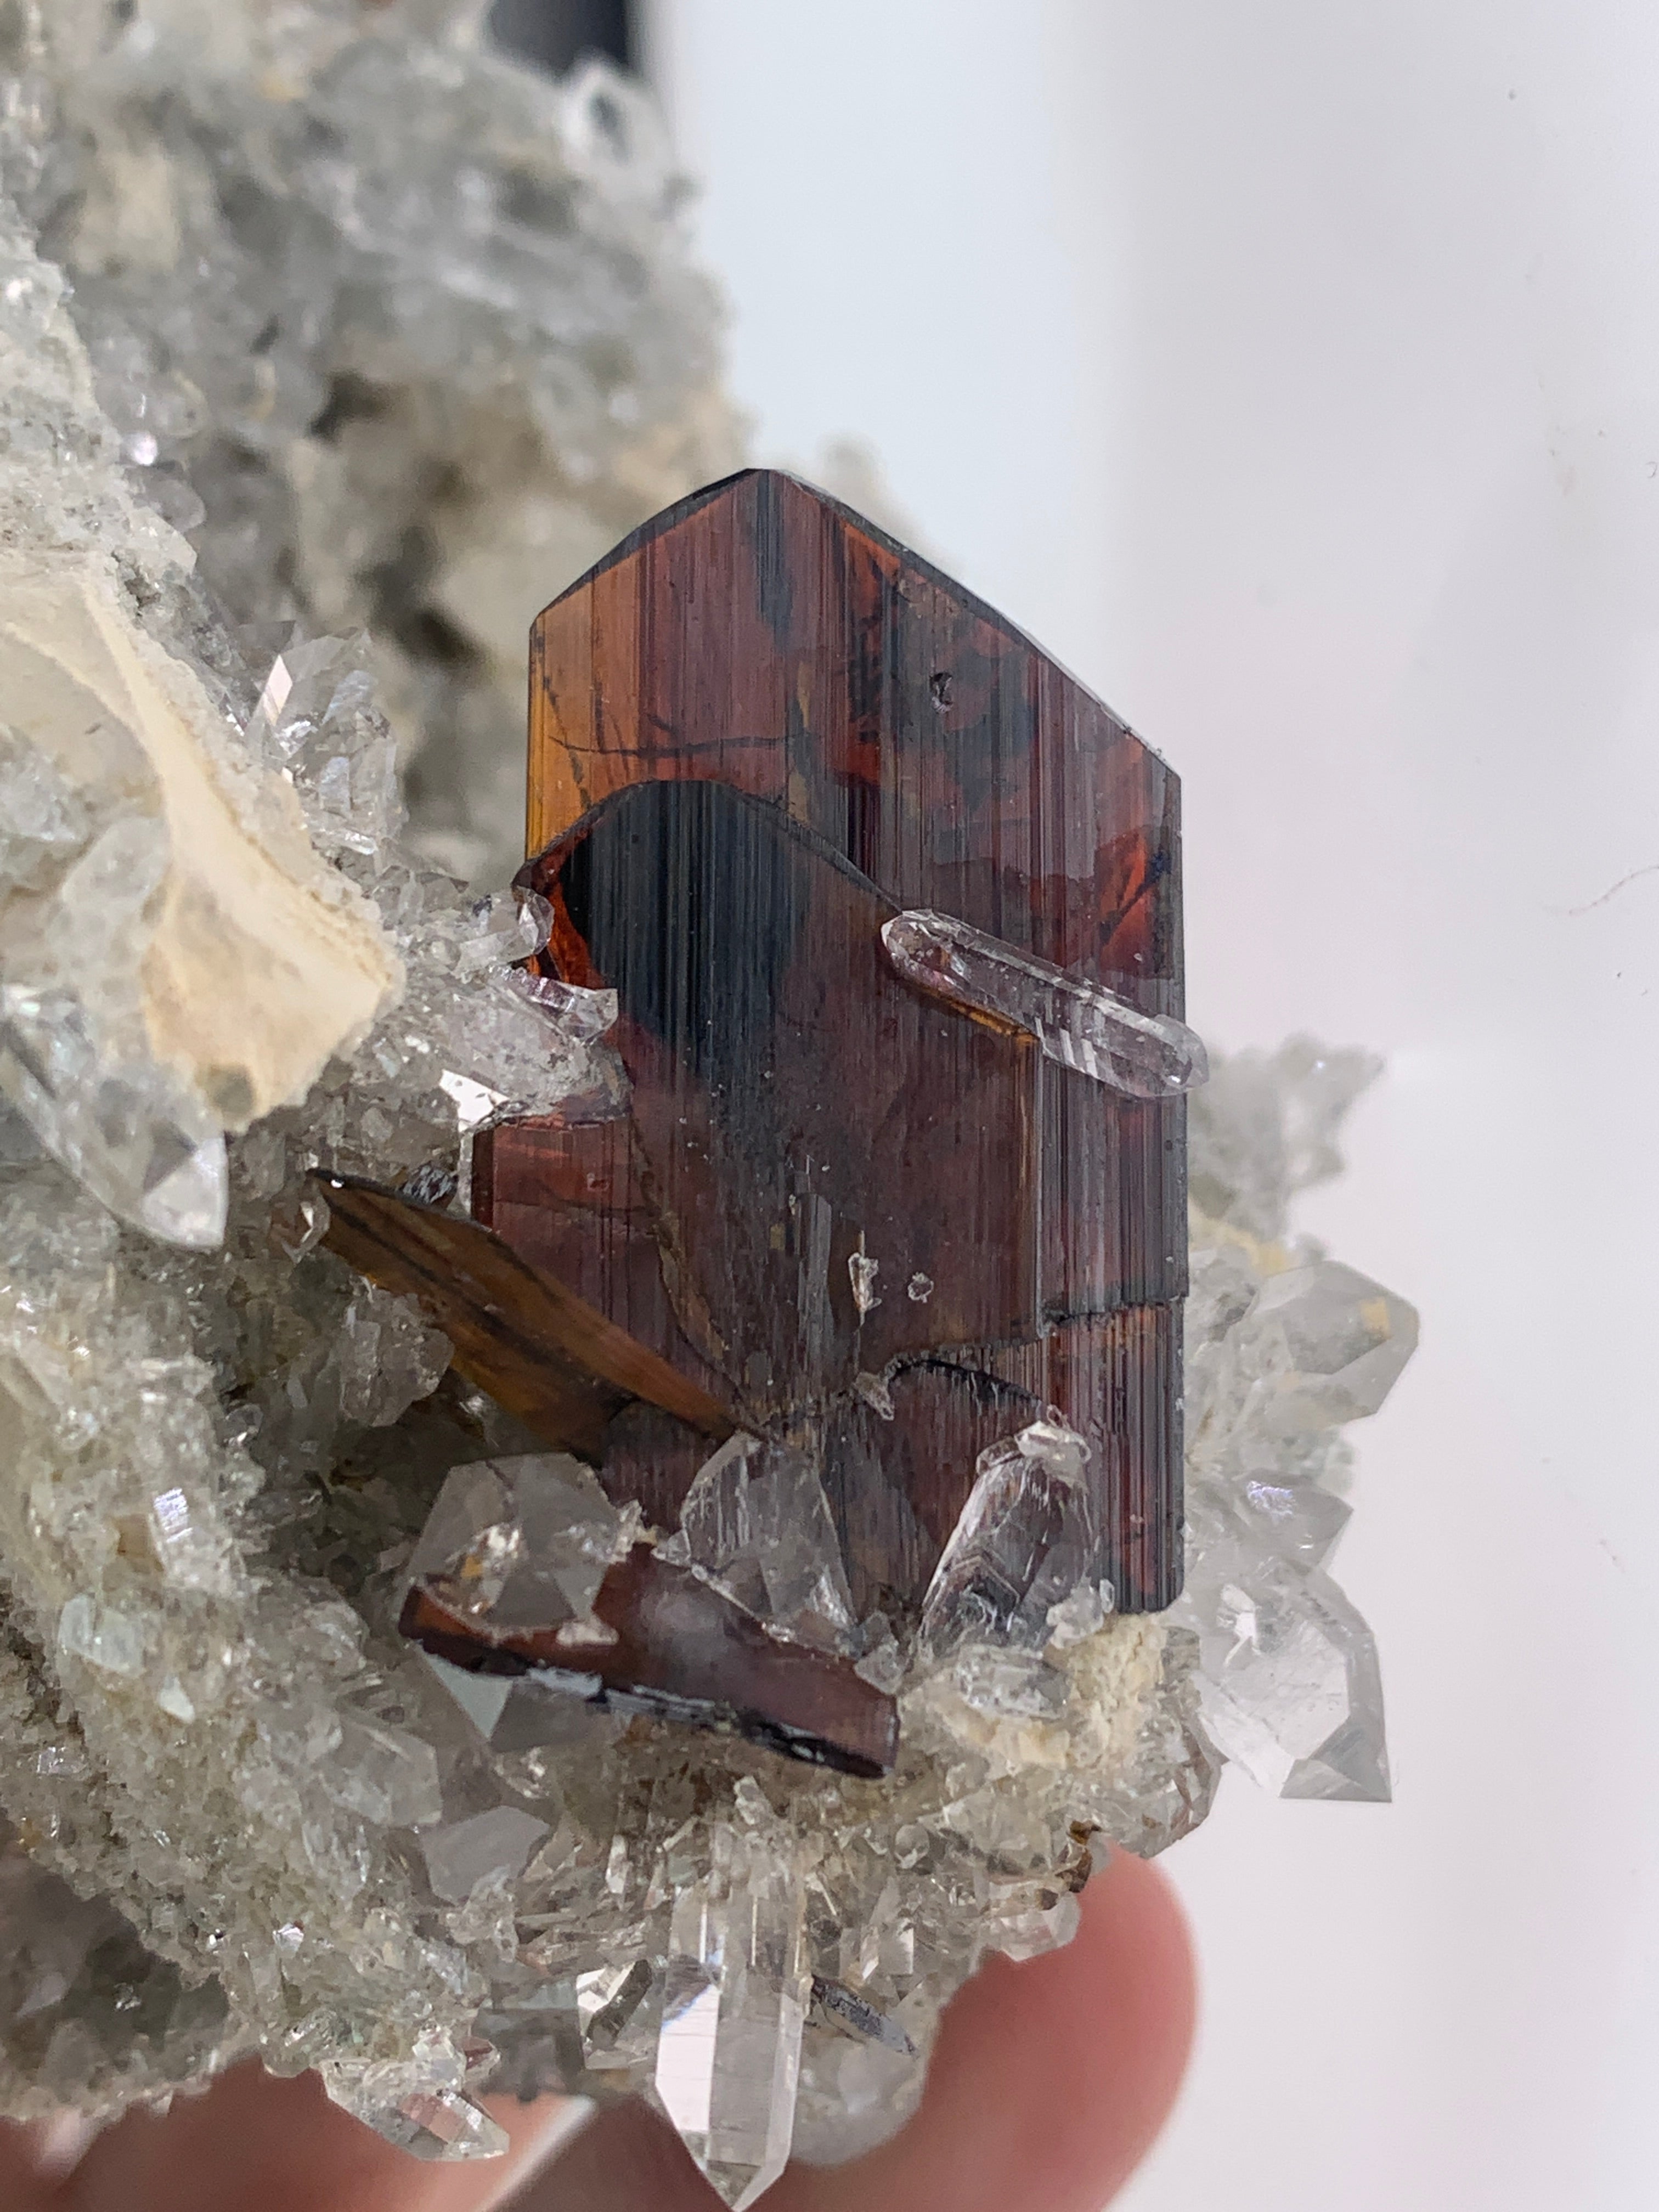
{"left": 489, "top": 0, "right": 633, "bottom": 74}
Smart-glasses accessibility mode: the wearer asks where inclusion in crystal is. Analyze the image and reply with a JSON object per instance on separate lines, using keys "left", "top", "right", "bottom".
{"left": 407, "top": 1453, "right": 630, "bottom": 1633}
{"left": 882, "top": 909, "right": 1207, "bottom": 1099}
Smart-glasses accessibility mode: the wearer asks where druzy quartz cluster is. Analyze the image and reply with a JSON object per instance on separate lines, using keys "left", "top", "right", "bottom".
{"left": 0, "top": 5, "right": 1418, "bottom": 2205}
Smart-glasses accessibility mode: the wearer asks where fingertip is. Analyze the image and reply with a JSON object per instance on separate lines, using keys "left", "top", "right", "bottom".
{"left": 57, "top": 2062, "right": 575, "bottom": 2212}
{"left": 778, "top": 1846, "right": 1197, "bottom": 2212}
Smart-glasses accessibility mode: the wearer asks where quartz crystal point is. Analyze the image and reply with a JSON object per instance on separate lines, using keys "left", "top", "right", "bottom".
{"left": 405, "top": 1453, "right": 629, "bottom": 1632}
{"left": 882, "top": 909, "right": 1208, "bottom": 1098}
{"left": 477, "top": 469, "right": 1189, "bottom": 1615}
{"left": 652, "top": 1822, "right": 811, "bottom": 2210}
{"left": 1239, "top": 1261, "right": 1419, "bottom": 1433}
{"left": 667, "top": 1436, "right": 859, "bottom": 1652}
{"left": 1182, "top": 1561, "right": 1391, "bottom": 1801}
{"left": 919, "top": 1420, "right": 1101, "bottom": 1657}
{"left": 325, "top": 2030, "right": 509, "bottom": 2163}
{"left": 0, "top": 985, "right": 229, "bottom": 1248}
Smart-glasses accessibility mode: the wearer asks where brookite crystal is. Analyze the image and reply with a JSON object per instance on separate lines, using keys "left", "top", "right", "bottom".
{"left": 0, "top": 8, "right": 1416, "bottom": 2205}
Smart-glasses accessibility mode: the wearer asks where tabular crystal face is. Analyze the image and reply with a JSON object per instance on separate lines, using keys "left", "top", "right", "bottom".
{"left": 475, "top": 469, "right": 1187, "bottom": 1613}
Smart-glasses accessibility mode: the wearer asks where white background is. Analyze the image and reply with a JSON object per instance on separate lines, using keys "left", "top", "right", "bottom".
{"left": 642, "top": 6, "right": 1659, "bottom": 2208}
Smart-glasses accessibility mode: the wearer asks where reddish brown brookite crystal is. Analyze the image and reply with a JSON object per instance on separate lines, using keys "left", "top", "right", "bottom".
{"left": 400, "top": 1549, "right": 900, "bottom": 1781}
{"left": 475, "top": 468, "right": 1187, "bottom": 1614}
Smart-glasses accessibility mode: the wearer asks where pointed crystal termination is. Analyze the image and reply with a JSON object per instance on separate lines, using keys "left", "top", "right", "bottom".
{"left": 919, "top": 1419, "right": 1102, "bottom": 1656}
{"left": 0, "top": 984, "right": 228, "bottom": 1246}
{"left": 325, "top": 2030, "right": 508, "bottom": 2163}
{"left": 244, "top": 635, "right": 400, "bottom": 861}
{"left": 1238, "top": 1261, "right": 1419, "bottom": 1434}
{"left": 881, "top": 909, "right": 1207, "bottom": 1100}
{"left": 653, "top": 1824, "right": 810, "bottom": 2209}
{"left": 406, "top": 1453, "right": 628, "bottom": 1633}
{"left": 668, "top": 1435, "right": 859, "bottom": 1652}
{"left": 1182, "top": 1560, "right": 1391, "bottom": 1801}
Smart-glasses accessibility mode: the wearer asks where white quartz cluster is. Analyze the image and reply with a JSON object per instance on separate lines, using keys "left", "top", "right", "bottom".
{"left": 0, "top": 5, "right": 1417, "bottom": 2204}
{"left": 2, "top": 0, "right": 744, "bottom": 884}
{"left": 0, "top": 30, "right": 643, "bottom": 2152}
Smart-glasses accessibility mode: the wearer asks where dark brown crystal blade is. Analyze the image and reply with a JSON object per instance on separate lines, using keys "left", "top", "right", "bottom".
{"left": 400, "top": 1549, "right": 899, "bottom": 1778}
{"left": 478, "top": 469, "right": 1187, "bottom": 1612}
{"left": 309, "top": 1172, "right": 735, "bottom": 1458}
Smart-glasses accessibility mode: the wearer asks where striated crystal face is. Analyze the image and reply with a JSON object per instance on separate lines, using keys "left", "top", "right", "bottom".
{"left": 480, "top": 468, "right": 1190, "bottom": 1620}
{"left": 0, "top": 16, "right": 1419, "bottom": 2181}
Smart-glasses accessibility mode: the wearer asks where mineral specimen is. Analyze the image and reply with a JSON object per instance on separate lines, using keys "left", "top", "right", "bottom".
{"left": 0, "top": 4, "right": 1419, "bottom": 2204}
{"left": 2, "top": 0, "right": 746, "bottom": 885}
{"left": 481, "top": 467, "right": 1189, "bottom": 1619}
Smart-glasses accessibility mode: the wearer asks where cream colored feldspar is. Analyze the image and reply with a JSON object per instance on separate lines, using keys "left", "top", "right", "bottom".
{"left": 0, "top": 552, "right": 401, "bottom": 1125}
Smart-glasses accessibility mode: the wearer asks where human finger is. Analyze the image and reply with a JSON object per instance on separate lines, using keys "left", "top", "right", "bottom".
{"left": 506, "top": 1846, "right": 1196, "bottom": 2212}
{"left": 37, "top": 2066, "right": 580, "bottom": 2212}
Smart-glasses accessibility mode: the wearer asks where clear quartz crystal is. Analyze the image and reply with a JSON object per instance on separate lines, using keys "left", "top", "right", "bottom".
{"left": 919, "top": 1419, "right": 1097, "bottom": 1657}
{"left": 0, "top": 725, "right": 89, "bottom": 888}
{"left": 504, "top": 971, "right": 618, "bottom": 1042}
{"left": 408, "top": 1455, "right": 627, "bottom": 1633}
{"left": 327, "top": 2029, "right": 508, "bottom": 2162}
{"left": 0, "top": 0, "right": 1419, "bottom": 2165}
{"left": 1178, "top": 1561, "right": 1390, "bottom": 1800}
{"left": 0, "top": 985, "right": 229, "bottom": 1248}
{"left": 244, "top": 636, "right": 400, "bottom": 860}
{"left": 421, "top": 1807, "right": 550, "bottom": 1905}
{"left": 675, "top": 1437, "right": 857, "bottom": 1651}
{"left": 1237, "top": 1261, "right": 1419, "bottom": 1434}
{"left": 882, "top": 909, "right": 1208, "bottom": 1099}
{"left": 652, "top": 1822, "right": 810, "bottom": 2210}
